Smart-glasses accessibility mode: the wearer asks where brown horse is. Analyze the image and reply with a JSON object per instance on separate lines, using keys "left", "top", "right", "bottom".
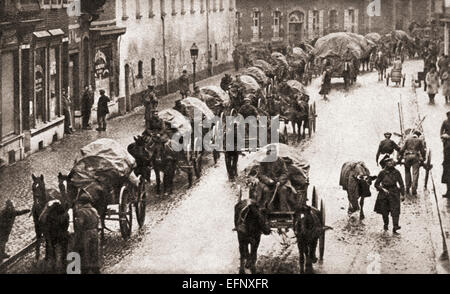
{"left": 31, "top": 174, "right": 69, "bottom": 270}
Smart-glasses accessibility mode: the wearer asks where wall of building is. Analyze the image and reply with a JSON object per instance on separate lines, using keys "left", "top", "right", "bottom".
{"left": 115, "top": 0, "right": 236, "bottom": 108}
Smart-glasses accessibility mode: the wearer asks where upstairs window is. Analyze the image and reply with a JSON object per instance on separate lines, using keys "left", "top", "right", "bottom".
{"left": 273, "top": 11, "right": 281, "bottom": 39}
{"left": 252, "top": 10, "right": 261, "bottom": 41}
{"left": 329, "top": 10, "right": 338, "bottom": 30}
{"left": 312, "top": 10, "right": 319, "bottom": 34}
{"left": 137, "top": 61, "right": 143, "bottom": 79}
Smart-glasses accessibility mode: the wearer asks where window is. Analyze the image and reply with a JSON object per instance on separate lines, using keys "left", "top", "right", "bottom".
{"left": 149, "top": 0, "right": 154, "bottom": 17}
{"left": 312, "top": 10, "right": 319, "bottom": 34}
{"left": 273, "top": 11, "right": 281, "bottom": 39}
{"left": 252, "top": 10, "right": 261, "bottom": 41}
{"left": 220, "top": 0, "right": 223, "bottom": 11}
{"left": 122, "top": 0, "right": 128, "bottom": 20}
{"left": 329, "top": 10, "right": 338, "bottom": 30}
{"left": 201, "top": 0, "right": 205, "bottom": 13}
{"left": 181, "top": 0, "right": 185, "bottom": 14}
{"left": 171, "top": 0, "right": 176, "bottom": 15}
{"left": 348, "top": 9, "right": 356, "bottom": 33}
{"left": 160, "top": 0, "right": 166, "bottom": 16}
{"left": 151, "top": 58, "right": 156, "bottom": 76}
{"left": 213, "top": 0, "right": 217, "bottom": 12}
{"left": 136, "top": 0, "right": 142, "bottom": 19}
{"left": 137, "top": 61, "right": 143, "bottom": 78}
{"left": 190, "top": 0, "right": 195, "bottom": 13}
{"left": 229, "top": 0, "right": 234, "bottom": 11}
{"left": 236, "top": 11, "right": 241, "bottom": 39}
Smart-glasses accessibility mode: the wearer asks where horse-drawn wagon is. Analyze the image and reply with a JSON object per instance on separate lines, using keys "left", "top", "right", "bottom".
{"left": 62, "top": 138, "right": 147, "bottom": 240}
{"left": 234, "top": 143, "right": 327, "bottom": 273}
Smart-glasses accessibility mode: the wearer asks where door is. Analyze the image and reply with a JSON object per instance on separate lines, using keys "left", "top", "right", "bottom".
{"left": 69, "top": 53, "right": 80, "bottom": 111}
{"left": 1, "top": 52, "right": 15, "bottom": 138}
{"left": 289, "top": 23, "right": 303, "bottom": 44}
{"left": 125, "top": 64, "right": 130, "bottom": 112}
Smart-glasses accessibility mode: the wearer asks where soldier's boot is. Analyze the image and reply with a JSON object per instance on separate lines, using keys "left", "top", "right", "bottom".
{"left": 382, "top": 215, "right": 389, "bottom": 231}
{"left": 392, "top": 216, "right": 401, "bottom": 235}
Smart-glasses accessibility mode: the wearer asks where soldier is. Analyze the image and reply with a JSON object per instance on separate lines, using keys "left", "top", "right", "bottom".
{"left": 147, "top": 110, "right": 165, "bottom": 135}
{"left": 232, "top": 49, "right": 240, "bottom": 72}
{"left": 96, "top": 90, "right": 110, "bottom": 132}
{"left": 374, "top": 157, "right": 405, "bottom": 234}
{"left": 256, "top": 146, "right": 296, "bottom": 212}
{"left": 440, "top": 111, "right": 450, "bottom": 198}
{"left": 376, "top": 132, "right": 401, "bottom": 168}
{"left": 238, "top": 97, "right": 259, "bottom": 119}
{"left": 179, "top": 70, "right": 190, "bottom": 99}
{"left": 398, "top": 131, "right": 426, "bottom": 196}
{"left": 192, "top": 86, "right": 201, "bottom": 99}
{"left": 220, "top": 74, "right": 233, "bottom": 92}
{"left": 173, "top": 99, "right": 188, "bottom": 117}
{"left": 73, "top": 193, "right": 100, "bottom": 274}
{"left": 81, "top": 85, "right": 94, "bottom": 130}
{"left": 142, "top": 85, "right": 159, "bottom": 129}
{"left": 0, "top": 200, "right": 30, "bottom": 260}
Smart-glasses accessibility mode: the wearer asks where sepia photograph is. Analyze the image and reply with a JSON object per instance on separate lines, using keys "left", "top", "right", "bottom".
{"left": 0, "top": 0, "right": 450, "bottom": 279}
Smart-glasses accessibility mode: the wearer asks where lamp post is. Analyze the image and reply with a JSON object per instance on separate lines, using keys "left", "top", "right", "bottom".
{"left": 190, "top": 43, "right": 199, "bottom": 89}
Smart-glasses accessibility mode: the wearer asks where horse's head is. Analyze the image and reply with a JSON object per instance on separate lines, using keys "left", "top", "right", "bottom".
{"left": 32, "top": 174, "right": 47, "bottom": 204}
{"left": 294, "top": 205, "right": 332, "bottom": 238}
{"left": 234, "top": 199, "right": 271, "bottom": 236}
{"left": 58, "top": 172, "right": 77, "bottom": 208}
{"left": 42, "top": 199, "right": 69, "bottom": 232}
{"left": 129, "top": 136, "right": 152, "bottom": 163}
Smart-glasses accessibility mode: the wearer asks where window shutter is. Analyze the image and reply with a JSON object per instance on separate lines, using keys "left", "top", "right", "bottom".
{"left": 354, "top": 9, "right": 359, "bottom": 33}
{"left": 308, "top": 10, "right": 313, "bottom": 40}
{"left": 344, "top": 9, "right": 349, "bottom": 32}
{"left": 319, "top": 10, "right": 324, "bottom": 37}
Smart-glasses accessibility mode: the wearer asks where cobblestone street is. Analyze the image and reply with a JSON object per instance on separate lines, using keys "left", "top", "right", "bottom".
{"left": 0, "top": 68, "right": 235, "bottom": 258}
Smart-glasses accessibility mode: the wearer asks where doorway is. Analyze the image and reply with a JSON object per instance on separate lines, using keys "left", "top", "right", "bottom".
{"left": 69, "top": 53, "right": 80, "bottom": 111}
{"left": 289, "top": 11, "right": 305, "bottom": 45}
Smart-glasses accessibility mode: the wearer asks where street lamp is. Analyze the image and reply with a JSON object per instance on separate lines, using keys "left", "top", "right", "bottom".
{"left": 190, "top": 43, "right": 199, "bottom": 88}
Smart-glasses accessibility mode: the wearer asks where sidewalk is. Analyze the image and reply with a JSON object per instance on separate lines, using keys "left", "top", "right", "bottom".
{"left": 0, "top": 68, "right": 237, "bottom": 258}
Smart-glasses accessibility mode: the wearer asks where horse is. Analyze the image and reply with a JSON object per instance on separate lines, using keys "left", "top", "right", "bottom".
{"left": 127, "top": 136, "right": 152, "bottom": 183}
{"left": 293, "top": 205, "right": 331, "bottom": 274}
{"left": 287, "top": 98, "right": 309, "bottom": 141}
{"left": 31, "top": 174, "right": 69, "bottom": 268}
{"left": 375, "top": 51, "right": 388, "bottom": 81}
{"left": 234, "top": 197, "right": 271, "bottom": 274}
{"left": 339, "top": 162, "right": 377, "bottom": 221}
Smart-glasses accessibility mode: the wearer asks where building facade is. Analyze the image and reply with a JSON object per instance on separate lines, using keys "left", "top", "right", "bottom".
{"left": 235, "top": 0, "right": 432, "bottom": 46}
{"left": 0, "top": 0, "right": 123, "bottom": 167}
{"left": 114, "top": 0, "right": 236, "bottom": 111}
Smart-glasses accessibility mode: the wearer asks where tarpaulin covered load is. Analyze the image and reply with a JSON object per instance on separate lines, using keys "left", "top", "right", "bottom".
{"left": 158, "top": 108, "right": 192, "bottom": 137}
{"left": 240, "top": 143, "right": 310, "bottom": 189}
{"left": 244, "top": 66, "right": 269, "bottom": 86}
{"left": 238, "top": 75, "right": 261, "bottom": 94}
{"left": 200, "top": 86, "right": 230, "bottom": 106}
{"left": 346, "top": 32, "right": 376, "bottom": 57}
{"left": 365, "top": 32, "right": 382, "bottom": 43}
{"left": 292, "top": 47, "right": 309, "bottom": 61}
{"left": 391, "top": 30, "right": 414, "bottom": 43}
{"left": 313, "top": 32, "right": 365, "bottom": 59}
{"left": 253, "top": 59, "right": 275, "bottom": 76}
{"left": 278, "top": 80, "right": 308, "bottom": 97}
{"left": 71, "top": 139, "right": 136, "bottom": 188}
{"left": 181, "top": 97, "right": 215, "bottom": 121}
{"left": 339, "top": 161, "right": 370, "bottom": 191}
{"left": 271, "top": 52, "right": 289, "bottom": 67}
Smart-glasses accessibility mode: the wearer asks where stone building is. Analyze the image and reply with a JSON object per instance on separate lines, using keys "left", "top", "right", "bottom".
{"left": 114, "top": 0, "right": 236, "bottom": 111}
{"left": 235, "top": 0, "right": 433, "bottom": 46}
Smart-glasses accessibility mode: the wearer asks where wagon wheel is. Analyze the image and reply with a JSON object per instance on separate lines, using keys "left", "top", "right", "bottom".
{"left": 319, "top": 199, "right": 326, "bottom": 261}
{"left": 230, "top": 108, "right": 237, "bottom": 117}
{"left": 402, "top": 74, "right": 406, "bottom": 87}
{"left": 119, "top": 185, "right": 133, "bottom": 240}
{"left": 386, "top": 73, "right": 390, "bottom": 86}
{"left": 135, "top": 176, "right": 147, "bottom": 229}
{"left": 311, "top": 186, "right": 318, "bottom": 209}
{"left": 424, "top": 149, "right": 433, "bottom": 189}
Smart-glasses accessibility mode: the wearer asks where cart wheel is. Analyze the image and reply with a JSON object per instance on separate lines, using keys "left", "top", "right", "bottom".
{"left": 135, "top": 177, "right": 147, "bottom": 229}
{"left": 319, "top": 199, "right": 326, "bottom": 261}
{"left": 119, "top": 186, "right": 133, "bottom": 240}
{"left": 311, "top": 186, "right": 318, "bottom": 209}
{"left": 230, "top": 108, "right": 236, "bottom": 117}
{"left": 402, "top": 75, "right": 406, "bottom": 87}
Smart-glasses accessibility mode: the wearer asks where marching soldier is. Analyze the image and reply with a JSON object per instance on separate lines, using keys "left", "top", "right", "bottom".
{"left": 376, "top": 132, "right": 400, "bottom": 168}
{"left": 256, "top": 146, "right": 297, "bottom": 212}
{"left": 147, "top": 110, "right": 165, "bottom": 135}
{"left": 398, "top": 131, "right": 426, "bottom": 196}
{"left": 374, "top": 157, "right": 406, "bottom": 234}
{"left": 142, "top": 85, "right": 159, "bottom": 129}
{"left": 441, "top": 111, "right": 450, "bottom": 198}
{"left": 73, "top": 193, "right": 100, "bottom": 274}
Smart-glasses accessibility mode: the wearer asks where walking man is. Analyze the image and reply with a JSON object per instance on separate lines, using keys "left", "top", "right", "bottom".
{"left": 96, "top": 90, "right": 110, "bottom": 132}
{"left": 376, "top": 132, "right": 400, "bottom": 168}
{"left": 398, "top": 131, "right": 426, "bottom": 196}
{"left": 441, "top": 111, "right": 450, "bottom": 198}
{"left": 232, "top": 49, "right": 240, "bottom": 72}
{"left": 374, "top": 157, "right": 405, "bottom": 234}
{"left": 142, "top": 85, "right": 159, "bottom": 130}
{"left": 81, "top": 85, "right": 94, "bottom": 130}
{"left": 62, "top": 89, "right": 73, "bottom": 134}
{"left": 179, "top": 70, "right": 190, "bottom": 99}
{"left": 74, "top": 193, "right": 100, "bottom": 274}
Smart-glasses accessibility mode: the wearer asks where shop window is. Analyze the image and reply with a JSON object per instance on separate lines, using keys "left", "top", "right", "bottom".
{"left": 137, "top": 61, "right": 144, "bottom": 79}
{"left": 273, "top": 11, "right": 281, "bottom": 39}
{"left": 1, "top": 52, "right": 15, "bottom": 138}
{"left": 49, "top": 46, "right": 60, "bottom": 120}
{"left": 252, "top": 10, "right": 261, "bottom": 42}
{"left": 151, "top": 58, "right": 156, "bottom": 76}
{"left": 312, "top": 10, "right": 319, "bottom": 35}
{"left": 329, "top": 10, "right": 338, "bottom": 31}
{"left": 236, "top": 11, "right": 241, "bottom": 40}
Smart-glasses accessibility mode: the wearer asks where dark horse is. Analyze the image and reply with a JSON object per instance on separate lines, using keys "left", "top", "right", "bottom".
{"left": 31, "top": 174, "right": 69, "bottom": 269}
{"left": 293, "top": 205, "right": 331, "bottom": 274}
{"left": 287, "top": 98, "right": 309, "bottom": 141}
{"left": 234, "top": 198, "right": 271, "bottom": 274}
{"left": 375, "top": 51, "right": 388, "bottom": 81}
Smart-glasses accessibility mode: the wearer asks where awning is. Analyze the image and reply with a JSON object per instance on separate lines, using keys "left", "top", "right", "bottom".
{"left": 90, "top": 25, "right": 126, "bottom": 37}
{"left": 33, "top": 30, "right": 51, "bottom": 38}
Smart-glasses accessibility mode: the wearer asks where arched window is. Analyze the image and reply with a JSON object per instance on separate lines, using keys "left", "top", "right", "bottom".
{"left": 151, "top": 58, "right": 156, "bottom": 76}
{"left": 137, "top": 60, "right": 143, "bottom": 78}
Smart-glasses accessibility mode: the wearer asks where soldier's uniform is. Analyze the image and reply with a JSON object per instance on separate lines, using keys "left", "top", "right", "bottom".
{"left": 376, "top": 133, "right": 400, "bottom": 167}
{"left": 256, "top": 155, "right": 296, "bottom": 212}
{"left": 238, "top": 100, "right": 259, "bottom": 119}
{"left": 74, "top": 194, "right": 100, "bottom": 274}
{"left": 374, "top": 160, "right": 405, "bottom": 233}
{"left": 399, "top": 134, "right": 426, "bottom": 195}
{"left": 143, "top": 88, "right": 159, "bottom": 129}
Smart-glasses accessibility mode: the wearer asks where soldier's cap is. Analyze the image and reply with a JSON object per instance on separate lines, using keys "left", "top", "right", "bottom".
{"left": 384, "top": 132, "right": 392, "bottom": 137}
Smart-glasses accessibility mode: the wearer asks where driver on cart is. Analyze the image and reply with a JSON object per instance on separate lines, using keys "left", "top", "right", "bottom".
{"left": 238, "top": 96, "right": 259, "bottom": 119}
{"left": 256, "top": 145, "right": 297, "bottom": 212}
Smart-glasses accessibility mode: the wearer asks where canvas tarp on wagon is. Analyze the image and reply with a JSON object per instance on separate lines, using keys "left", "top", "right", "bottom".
{"left": 158, "top": 108, "right": 193, "bottom": 137}
{"left": 244, "top": 67, "right": 270, "bottom": 86}
{"left": 391, "top": 30, "right": 415, "bottom": 44}
{"left": 237, "top": 75, "right": 261, "bottom": 95}
{"left": 253, "top": 59, "right": 275, "bottom": 77}
{"left": 71, "top": 139, "right": 136, "bottom": 190}
{"left": 313, "top": 32, "right": 365, "bottom": 60}
{"left": 292, "top": 47, "right": 309, "bottom": 61}
{"left": 200, "top": 86, "right": 230, "bottom": 107}
{"left": 278, "top": 80, "right": 308, "bottom": 97}
{"left": 346, "top": 32, "right": 376, "bottom": 57}
{"left": 181, "top": 97, "right": 215, "bottom": 121}
{"left": 365, "top": 32, "right": 382, "bottom": 43}
{"left": 271, "top": 52, "right": 289, "bottom": 67}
